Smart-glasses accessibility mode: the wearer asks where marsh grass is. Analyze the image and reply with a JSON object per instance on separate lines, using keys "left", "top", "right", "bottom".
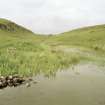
{"left": 0, "top": 42, "right": 81, "bottom": 76}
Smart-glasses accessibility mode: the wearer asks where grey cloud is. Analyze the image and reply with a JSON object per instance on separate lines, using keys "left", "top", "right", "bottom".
{"left": 0, "top": 0, "right": 105, "bottom": 34}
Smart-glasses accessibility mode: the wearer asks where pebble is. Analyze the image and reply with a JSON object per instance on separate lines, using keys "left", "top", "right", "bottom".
{"left": 26, "top": 83, "right": 31, "bottom": 88}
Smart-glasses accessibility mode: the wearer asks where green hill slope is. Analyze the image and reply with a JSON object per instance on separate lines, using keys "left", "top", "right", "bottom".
{"left": 0, "top": 18, "right": 47, "bottom": 49}
{"left": 50, "top": 24, "right": 105, "bottom": 51}
{"left": 0, "top": 18, "right": 33, "bottom": 33}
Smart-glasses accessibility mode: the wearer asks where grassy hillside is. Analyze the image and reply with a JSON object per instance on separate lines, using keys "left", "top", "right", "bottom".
{"left": 1, "top": 18, "right": 105, "bottom": 77}
{"left": 0, "top": 18, "right": 80, "bottom": 77}
{"left": 49, "top": 25, "right": 105, "bottom": 49}
{"left": 0, "top": 18, "right": 33, "bottom": 33}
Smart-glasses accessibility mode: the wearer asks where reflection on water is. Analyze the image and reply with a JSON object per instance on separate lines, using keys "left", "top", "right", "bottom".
{"left": 0, "top": 64, "right": 105, "bottom": 105}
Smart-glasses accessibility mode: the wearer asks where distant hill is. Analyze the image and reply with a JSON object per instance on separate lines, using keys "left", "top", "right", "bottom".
{"left": 50, "top": 24, "right": 105, "bottom": 50}
{"left": 1, "top": 18, "right": 105, "bottom": 50}
{"left": 0, "top": 18, "right": 46, "bottom": 51}
{"left": 0, "top": 18, "right": 33, "bottom": 34}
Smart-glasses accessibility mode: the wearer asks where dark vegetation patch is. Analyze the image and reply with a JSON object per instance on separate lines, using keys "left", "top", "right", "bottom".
{"left": 0, "top": 75, "right": 25, "bottom": 89}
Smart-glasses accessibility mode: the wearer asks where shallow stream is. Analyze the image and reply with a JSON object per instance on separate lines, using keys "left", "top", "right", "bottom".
{"left": 0, "top": 64, "right": 105, "bottom": 105}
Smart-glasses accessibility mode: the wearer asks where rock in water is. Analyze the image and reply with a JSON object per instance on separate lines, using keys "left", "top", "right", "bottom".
{"left": 26, "top": 83, "right": 31, "bottom": 88}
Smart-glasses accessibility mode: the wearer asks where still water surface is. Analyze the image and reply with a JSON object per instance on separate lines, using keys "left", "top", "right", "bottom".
{"left": 0, "top": 64, "right": 105, "bottom": 105}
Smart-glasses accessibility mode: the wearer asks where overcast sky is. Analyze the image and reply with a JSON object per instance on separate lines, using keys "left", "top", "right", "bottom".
{"left": 0, "top": 0, "right": 105, "bottom": 34}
